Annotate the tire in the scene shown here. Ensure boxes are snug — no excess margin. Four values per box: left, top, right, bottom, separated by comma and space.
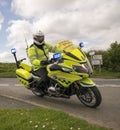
32, 88, 45, 97
76, 86, 102, 108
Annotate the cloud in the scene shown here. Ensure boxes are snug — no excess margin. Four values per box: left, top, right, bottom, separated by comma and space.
0, 12, 4, 30
0, 0, 119, 63
5, 20, 34, 62
0, 0, 8, 7
11, 0, 79, 18
0, 50, 28, 63
0, 52, 13, 62
7, 20, 33, 49
9, 0, 120, 52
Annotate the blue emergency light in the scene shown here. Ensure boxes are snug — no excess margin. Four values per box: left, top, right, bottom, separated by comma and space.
53, 53, 61, 59
11, 48, 16, 54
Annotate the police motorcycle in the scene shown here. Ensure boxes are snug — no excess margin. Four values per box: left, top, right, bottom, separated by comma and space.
11, 41, 102, 108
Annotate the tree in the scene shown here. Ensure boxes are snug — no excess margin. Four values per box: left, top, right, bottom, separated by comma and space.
107, 41, 120, 71
87, 41, 120, 72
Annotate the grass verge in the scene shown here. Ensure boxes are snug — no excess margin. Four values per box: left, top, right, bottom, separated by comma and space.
0, 108, 111, 130
91, 70, 120, 78
0, 63, 120, 78
0, 72, 16, 77
1, 71, 120, 78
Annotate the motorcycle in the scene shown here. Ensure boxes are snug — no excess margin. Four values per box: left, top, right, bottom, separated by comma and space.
11, 41, 102, 108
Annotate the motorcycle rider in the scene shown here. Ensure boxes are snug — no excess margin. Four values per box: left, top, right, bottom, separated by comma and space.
27, 30, 54, 82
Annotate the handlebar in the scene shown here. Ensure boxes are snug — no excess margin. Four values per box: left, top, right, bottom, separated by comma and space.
17, 58, 26, 68
49, 57, 63, 65
19, 58, 26, 62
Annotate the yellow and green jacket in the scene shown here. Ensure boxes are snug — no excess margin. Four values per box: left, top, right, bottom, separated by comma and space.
27, 42, 54, 71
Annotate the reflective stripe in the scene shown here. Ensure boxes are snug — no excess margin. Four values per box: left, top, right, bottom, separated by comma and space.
29, 54, 48, 63
29, 54, 37, 63
30, 54, 48, 59
33, 45, 49, 58
37, 54, 46, 58
29, 55, 36, 58
34, 45, 39, 58
48, 46, 53, 52
28, 43, 53, 71
30, 57, 36, 62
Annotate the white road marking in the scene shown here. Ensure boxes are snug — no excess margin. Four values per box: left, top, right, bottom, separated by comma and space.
14, 84, 24, 87
0, 84, 120, 88
97, 84, 120, 88
0, 84, 9, 86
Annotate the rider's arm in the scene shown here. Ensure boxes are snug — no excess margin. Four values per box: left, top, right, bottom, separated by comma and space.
45, 42, 63, 53
45, 42, 55, 53
53, 46, 63, 53
27, 46, 44, 70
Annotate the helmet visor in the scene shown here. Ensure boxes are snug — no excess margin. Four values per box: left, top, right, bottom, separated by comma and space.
35, 36, 44, 43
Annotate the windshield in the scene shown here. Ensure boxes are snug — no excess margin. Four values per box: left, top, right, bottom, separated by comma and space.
55, 40, 76, 51
55, 40, 87, 63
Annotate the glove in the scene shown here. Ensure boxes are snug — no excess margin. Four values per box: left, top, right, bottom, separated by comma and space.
40, 60, 49, 66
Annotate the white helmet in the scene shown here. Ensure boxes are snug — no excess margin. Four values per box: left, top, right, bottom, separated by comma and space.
33, 30, 44, 45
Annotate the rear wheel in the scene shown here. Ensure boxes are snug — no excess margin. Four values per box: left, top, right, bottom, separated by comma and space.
76, 86, 102, 108
32, 88, 45, 97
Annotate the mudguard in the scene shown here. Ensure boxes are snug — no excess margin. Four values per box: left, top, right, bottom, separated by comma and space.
78, 78, 96, 87
20, 63, 32, 72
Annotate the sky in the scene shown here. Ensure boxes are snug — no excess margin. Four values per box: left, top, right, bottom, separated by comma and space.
0, 0, 120, 62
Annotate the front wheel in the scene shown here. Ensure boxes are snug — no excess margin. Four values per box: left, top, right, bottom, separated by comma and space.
76, 86, 102, 108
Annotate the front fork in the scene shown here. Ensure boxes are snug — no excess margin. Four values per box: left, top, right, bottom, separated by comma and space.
73, 78, 96, 94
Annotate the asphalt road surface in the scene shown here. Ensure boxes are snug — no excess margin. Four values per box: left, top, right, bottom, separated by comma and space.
0, 78, 120, 130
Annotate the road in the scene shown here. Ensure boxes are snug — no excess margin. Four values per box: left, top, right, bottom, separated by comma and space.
0, 78, 120, 130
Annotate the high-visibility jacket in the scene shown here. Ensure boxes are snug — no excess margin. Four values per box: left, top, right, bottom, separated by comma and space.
27, 42, 54, 71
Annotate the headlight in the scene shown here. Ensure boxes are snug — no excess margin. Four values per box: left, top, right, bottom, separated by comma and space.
73, 64, 88, 73
86, 60, 93, 74
62, 67, 72, 73
73, 61, 93, 74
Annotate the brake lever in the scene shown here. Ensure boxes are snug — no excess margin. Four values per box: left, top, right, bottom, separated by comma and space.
20, 58, 26, 62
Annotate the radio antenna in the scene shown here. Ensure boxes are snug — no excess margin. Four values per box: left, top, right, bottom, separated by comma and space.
23, 32, 29, 49
23, 33, 29, 57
